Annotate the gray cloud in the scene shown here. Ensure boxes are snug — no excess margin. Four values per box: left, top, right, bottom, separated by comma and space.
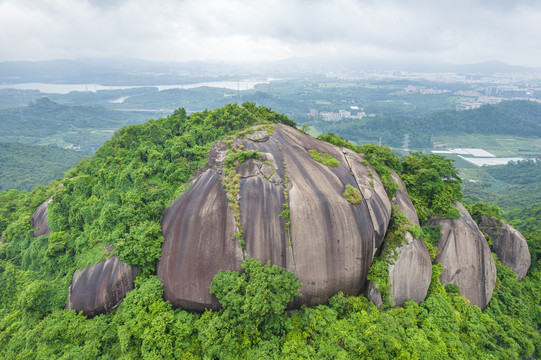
0, 0, 540, 66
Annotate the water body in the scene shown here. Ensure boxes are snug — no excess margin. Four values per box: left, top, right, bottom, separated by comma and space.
0, 80, 270, 94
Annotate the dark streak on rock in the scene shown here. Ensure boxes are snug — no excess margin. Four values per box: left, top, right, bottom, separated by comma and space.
158, 169, 243, 311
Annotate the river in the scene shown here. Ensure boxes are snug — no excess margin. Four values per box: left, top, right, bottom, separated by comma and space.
0, 80, 271, 94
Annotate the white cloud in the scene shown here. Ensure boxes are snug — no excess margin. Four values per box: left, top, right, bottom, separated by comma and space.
0, 0, 540, 66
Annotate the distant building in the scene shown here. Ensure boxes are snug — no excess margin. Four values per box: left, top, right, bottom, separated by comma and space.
486, 86, 538, 99
320, 111, 342, 121
339, 110, 351, 118
456, 102, 483, 111
309, 109, 318, 117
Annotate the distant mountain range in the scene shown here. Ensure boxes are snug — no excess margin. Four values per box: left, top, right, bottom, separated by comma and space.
0, 58, 539, 85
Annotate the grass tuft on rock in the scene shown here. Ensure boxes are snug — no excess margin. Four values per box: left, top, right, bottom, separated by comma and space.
343, 184, 363, 205
309, 149, 340, 167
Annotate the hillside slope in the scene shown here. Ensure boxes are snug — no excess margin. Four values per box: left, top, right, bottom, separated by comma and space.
0, 104, 540, 359
0, 142, 89, 191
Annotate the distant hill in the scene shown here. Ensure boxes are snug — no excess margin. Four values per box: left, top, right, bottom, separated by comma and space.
0, 141, 88, 191
1, 58, 539, 85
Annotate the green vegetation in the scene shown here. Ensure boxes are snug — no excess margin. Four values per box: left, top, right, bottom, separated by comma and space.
203, 258, 301, 358
318, 100, 541, 148
506, 204, 541, 233
466, 202, 503, 225
279, 146, 291, 233
0, 142, 89, 191
316, 132, 461, 223
309, 149, 340, 167
316, 133, 400, 197
367, 210, 405, 308
0, 97, 158, 152
420, 225, 441, 261
400, 153, 462, 223
343, 184, 363, 205
222, 148, 262, 249
462, 160, 541, 221
1, 104, 541, 359
279, 204, 291, 231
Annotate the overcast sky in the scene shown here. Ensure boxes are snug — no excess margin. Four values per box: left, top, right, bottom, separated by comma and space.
1, 0, 540, 66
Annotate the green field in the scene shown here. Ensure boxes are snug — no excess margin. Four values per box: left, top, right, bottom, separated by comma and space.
434, 134, 541, 158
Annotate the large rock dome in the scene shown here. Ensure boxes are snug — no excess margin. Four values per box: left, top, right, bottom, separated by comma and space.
158, 124, 392, 310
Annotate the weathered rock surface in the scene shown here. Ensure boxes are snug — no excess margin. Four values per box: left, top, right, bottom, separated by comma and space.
66, 256, 138, 317
158, 124, 392, 310
158, 169, 243, 311
366, 232, 432, 308
479, 216, 530, 280
390, 170, 420, 227
32, 198, 52, 237
246, 130, 270, 142
366, 282, 383, 308
428, 203, 496, 309
389, 232, 432, 306
343, 148, 392, 250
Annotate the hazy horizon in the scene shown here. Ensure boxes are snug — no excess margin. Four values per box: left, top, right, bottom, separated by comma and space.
1, 0, 540, 68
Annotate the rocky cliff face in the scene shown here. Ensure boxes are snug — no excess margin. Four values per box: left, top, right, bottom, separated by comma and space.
32, 198, 52, 237
429, 203, 496, 309
66, 256, 139, 317
158, 124, 392, 310
478, 216, 531, 280
158, 169, 243, 311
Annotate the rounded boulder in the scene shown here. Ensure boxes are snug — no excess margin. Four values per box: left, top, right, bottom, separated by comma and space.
428, 202, 496, 309
158, 124, 392, 310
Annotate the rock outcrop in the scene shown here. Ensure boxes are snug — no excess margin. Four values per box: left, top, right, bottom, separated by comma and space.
366, 282, 383, 308
390, 170, 420, 227
158, 124, 392, 310
66, 256, 138, 317
366, 232, 432, 308
32, 198, 52, 237
388, 232, 432, 306
479, 216, 530, 280
429, 203, 496, 309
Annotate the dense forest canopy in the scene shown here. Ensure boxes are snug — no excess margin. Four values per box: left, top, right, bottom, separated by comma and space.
464, 160, 541, 209
0, 97, 155, 152
0, 142, 89, 192
1, 104, 541, 358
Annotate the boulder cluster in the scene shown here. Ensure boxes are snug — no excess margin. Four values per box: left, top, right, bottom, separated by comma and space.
29, 124, 532, 315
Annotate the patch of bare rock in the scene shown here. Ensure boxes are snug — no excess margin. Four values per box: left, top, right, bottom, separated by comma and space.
66, 256, 139, 317
478, 216, 530, 280
429, 203, 497, 309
